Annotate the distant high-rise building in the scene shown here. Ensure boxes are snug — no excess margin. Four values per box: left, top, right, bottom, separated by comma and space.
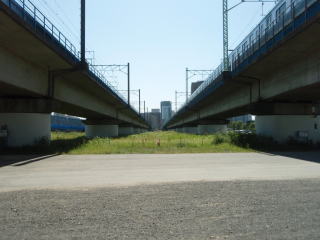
160, 101, 172, 122
149, 109, 161, 130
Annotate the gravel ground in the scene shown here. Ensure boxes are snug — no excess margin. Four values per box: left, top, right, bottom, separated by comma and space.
1, 179, 320, 240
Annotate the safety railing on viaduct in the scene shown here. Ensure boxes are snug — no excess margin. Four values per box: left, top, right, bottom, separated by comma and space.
0, 0, 140, 114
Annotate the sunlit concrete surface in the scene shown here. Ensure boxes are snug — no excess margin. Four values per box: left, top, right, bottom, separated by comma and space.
1, 152, 320, 192
0, 113, 50, 147
256, 115, 320, 143
197, 124, 227, 135
85, 124, 119, 138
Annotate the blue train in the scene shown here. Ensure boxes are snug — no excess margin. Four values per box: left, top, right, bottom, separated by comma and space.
51, 113, 85, 132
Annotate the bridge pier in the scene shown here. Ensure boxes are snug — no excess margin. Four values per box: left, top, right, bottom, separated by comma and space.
84, 119, 119, 138
85, 124, 119, 138
0, 113, 51, 147
134, 128, 142, 134
183, 127, 198, 134
197, 120, 228, 135
119, 126, 134, 136
175, 128, 183, 133
256, 115, 320, 144
197, 124, 227, 135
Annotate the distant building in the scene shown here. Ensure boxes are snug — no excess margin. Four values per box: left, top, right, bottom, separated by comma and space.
149, 109, 161, 130
191, 81, 204, 94
160, 101, 172, 122
229, 115, 253, 123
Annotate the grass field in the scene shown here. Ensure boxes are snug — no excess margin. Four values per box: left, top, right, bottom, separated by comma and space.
3, 131, 253, 155
3, 130, 316, 155
56, 131, 252, 154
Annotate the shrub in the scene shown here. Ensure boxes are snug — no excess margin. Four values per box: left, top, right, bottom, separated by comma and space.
228, 132, 277, 149
212, 134, 230, 145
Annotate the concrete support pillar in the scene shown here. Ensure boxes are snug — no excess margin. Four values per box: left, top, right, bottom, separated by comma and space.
85, 124, 119, 138
176, 128, 184, 133
183, 127, 198, 134
197, 124, 227, 135
256, 115, 320, 143
0, 113, 51, 147
134, 128, 142, 134
119, 126, 134, 136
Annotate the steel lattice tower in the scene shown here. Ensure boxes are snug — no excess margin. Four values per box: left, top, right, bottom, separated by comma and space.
223, 0, 229, 71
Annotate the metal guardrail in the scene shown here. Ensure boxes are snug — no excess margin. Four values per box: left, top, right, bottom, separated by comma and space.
169, 0, 318, 124
1, 0, 141, 113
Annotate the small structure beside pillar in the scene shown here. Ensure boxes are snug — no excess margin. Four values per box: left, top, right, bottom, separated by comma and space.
197, 120, 228, 135
84, 119, 119, 138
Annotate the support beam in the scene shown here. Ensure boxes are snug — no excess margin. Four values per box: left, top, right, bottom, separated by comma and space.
0, 98, 58, 113
250, 102, 320, 115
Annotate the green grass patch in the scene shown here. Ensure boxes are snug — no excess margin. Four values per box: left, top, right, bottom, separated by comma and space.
3, 131, 317, 155
67, 131, 250, 154
2, 131, 251, 155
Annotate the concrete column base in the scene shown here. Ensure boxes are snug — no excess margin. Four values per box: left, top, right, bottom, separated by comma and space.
0, 113, 51, 147
256, 115, 320, 143
119, 127, 134, 136
133, 128, 143, 134
183, 127, 198, 134
85, 124, 118, 138
176, 128, 184, 133
197, 124, 227, 135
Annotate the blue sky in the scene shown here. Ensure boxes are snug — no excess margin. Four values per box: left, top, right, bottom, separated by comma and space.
31, 0, 275, 111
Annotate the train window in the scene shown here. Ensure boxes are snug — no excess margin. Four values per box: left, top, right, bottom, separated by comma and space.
276, 3, 286, 22
232, 54, 236, 68
249, 35, 253, 46
237, 48, 241, 61
255, 29, 260, 42
259, 23, 265, 38
242, 41, 248, 52
266, 14, 272, 29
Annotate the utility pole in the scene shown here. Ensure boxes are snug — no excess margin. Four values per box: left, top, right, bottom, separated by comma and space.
223, 0, 229, 71
175, 91, 178, 112
127, 63, 130, 105
146, 107, 149, 122
138, 89, 141, 115
222, 0, 278, 71
185, 69, 213, 88
186, 68, 189, 101
80, 0, 86, 64
144, 101, 146, 119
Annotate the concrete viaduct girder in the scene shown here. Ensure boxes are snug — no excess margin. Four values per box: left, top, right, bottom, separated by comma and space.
166, 10, 320, 143
0, 2, 148, 146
